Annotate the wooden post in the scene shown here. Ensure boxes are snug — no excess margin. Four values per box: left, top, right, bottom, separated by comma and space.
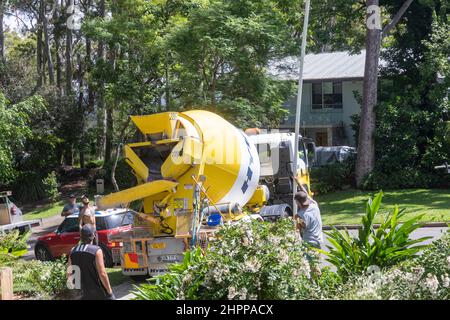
0, 267, 13, 300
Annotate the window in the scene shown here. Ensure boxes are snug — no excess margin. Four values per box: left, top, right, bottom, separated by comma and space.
311, 82, 343, 109
106, 211, 135, 229
58, 218, 79, 233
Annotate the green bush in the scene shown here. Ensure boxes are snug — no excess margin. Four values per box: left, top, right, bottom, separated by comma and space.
12, 256, 68, 298
133, 219, 318, 300
42, 171, 59, 200
133, 247, 206, 300
311, 159, 355, 195
319, 192, 431, 279
0, 230, 30, 255
91, 158, 136, 191
12, 171, 60, 202
327, 232, 450, 300
361, 169, 449, 190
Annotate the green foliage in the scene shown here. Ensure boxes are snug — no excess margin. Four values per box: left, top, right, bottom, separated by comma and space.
165, 0, 297, 127
0, 230, 30, 255
132, 247, 206, 300
42, 171, 60, 201
352, 13, 450, 190
311, 159, 355, 195
319, 192, 431, 279
327, 232, 450, 300
13, 171, 60, 203
133, 219, 317, 300
5, 257, 69, 298
0, 92, 46, 184
93, 158, 136, 190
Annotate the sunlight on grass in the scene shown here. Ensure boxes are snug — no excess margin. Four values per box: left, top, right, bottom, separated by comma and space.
316, 189, 450, 226
22, 201, 65, 221
107, 268, 129, 287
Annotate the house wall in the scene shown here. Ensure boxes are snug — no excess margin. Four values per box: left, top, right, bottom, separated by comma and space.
280, 80, 363, 146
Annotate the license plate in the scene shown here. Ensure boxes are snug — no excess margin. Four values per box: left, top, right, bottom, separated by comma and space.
159, 255, 179, 262
151, 242, 166, 249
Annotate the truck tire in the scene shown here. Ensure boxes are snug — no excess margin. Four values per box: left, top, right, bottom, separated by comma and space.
99, 244, 114, 268
35, 243, 53, 261
130, 274, 150, 282
259, 204, 292, 221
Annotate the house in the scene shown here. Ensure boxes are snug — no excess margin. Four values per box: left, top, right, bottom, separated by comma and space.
270, 51, 368, 147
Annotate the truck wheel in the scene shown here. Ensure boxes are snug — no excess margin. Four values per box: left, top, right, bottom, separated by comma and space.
130, 275, 149, 282
259, 204, 292, 221
99, 245, 114, 268
35, 244, 52, 261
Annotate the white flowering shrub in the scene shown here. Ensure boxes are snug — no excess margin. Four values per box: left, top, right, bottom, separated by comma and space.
328, 232, 450, 300
134, 219, 319, 300
200, 219, 316, 299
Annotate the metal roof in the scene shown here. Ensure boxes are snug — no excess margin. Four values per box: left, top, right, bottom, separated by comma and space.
269, 50, 368, 81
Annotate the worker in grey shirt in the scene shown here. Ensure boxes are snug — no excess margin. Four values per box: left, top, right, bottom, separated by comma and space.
294, 191, 323, 248
61, 194, 81, 217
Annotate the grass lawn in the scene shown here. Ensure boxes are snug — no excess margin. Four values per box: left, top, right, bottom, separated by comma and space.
22, 201, 65, 221
107, 268, 130, 287
316, 188, 450, 226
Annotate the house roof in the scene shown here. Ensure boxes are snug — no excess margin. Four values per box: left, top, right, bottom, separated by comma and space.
269, 50, 369, 81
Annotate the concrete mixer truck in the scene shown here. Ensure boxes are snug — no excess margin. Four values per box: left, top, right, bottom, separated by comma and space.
96, 110, 314, 279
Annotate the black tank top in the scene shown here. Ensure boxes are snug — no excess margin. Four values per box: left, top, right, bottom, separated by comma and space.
70, 243, 108, 300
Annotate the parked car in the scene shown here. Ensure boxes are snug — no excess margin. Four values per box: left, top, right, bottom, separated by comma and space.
34, 208, 135, 267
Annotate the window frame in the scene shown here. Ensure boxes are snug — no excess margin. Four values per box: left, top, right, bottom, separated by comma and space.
311, 81, 343, 110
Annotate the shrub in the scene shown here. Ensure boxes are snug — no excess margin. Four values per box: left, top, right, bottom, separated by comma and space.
0, 230, 30, 255
132, 247, 206, 300
330, 235, 450, 300
12, 171, 59, 202
311, 159, 355, 195
319, 192, 431, 279
42, 171, 59, 200
12, 256, 68, 299
91, 158, 136, 191
133, 219, 318, 300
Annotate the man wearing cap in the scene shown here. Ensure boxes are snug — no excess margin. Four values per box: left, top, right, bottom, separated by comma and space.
79, 195, 98, 245
294, 191, 323, 249
61, 194, 80, 217
67, 224, 115, 300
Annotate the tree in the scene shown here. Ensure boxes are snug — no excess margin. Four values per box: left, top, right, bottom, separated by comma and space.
355, 0, 414, 187
0, 91, 46, 184
0, 0, 5, 62
165, 0, 299, 127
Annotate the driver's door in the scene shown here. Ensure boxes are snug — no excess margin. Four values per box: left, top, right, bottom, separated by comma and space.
52, 218, 80, 257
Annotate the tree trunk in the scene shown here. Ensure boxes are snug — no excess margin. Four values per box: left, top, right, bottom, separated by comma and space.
104, 105, 114, 164
355, 0, 381, 187
65, 0, 73, 94
85, 0, 94, 112
111, 118, 131, 192
355, 0, 414, 187
97, 0, 106, 160
36, 19, 43, 88
41, 0, 55, 84
54, 1, 63, 93
77, 53, 85, 168
64, 143, 74, 166
0, 0, 5, 62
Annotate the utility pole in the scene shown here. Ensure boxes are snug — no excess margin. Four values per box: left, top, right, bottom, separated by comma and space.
292, 0, 311, 217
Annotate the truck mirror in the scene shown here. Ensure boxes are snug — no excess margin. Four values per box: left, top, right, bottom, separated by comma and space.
306, 142, 316, 166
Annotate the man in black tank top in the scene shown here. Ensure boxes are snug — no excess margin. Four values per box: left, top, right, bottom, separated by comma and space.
68, 224, 115, 300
